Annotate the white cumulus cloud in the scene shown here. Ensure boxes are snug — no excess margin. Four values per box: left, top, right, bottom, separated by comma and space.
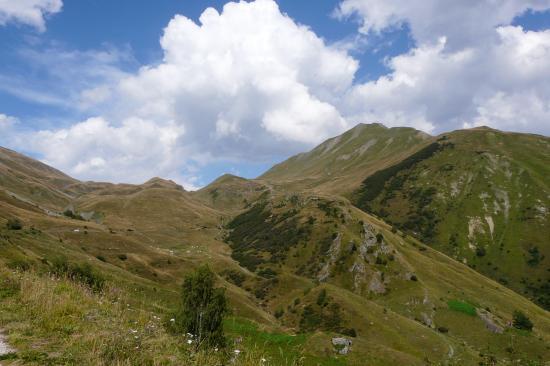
335, 0, 550, 49
338, 0, 550, 135
0, 0, 62, 31
22, 0, 356, 185
4, 0, 550, 187
23, 117, 197, 187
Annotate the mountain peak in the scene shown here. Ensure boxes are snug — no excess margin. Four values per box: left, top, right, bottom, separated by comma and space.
142, 177, 185, 191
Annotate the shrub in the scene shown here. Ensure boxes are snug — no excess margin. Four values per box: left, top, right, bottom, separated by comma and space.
437, 326, 449, 333
410, 275, 418, 281
96, 255, 107, 262
527, 246, 541, 267
376, 233, 384, 243
50, 256, 105, 292
512, 310, 533, 331
274, 308, 284, 319
63, 210, 84, 221
316, 289, 327, 306
117, 254, 128, 261
7, 259, 30, 271
257, 267, 277, 279
476, 247, 486, 257
341, 328, 357, 337
222, 270, 245, 287
6, 218, 22, 230
174, 265, 228, 349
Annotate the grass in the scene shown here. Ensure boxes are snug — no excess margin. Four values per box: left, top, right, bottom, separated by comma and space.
0, 264, 354, 366
2, 132, 550, 365
0, 265, 297, 366
447, 299, 477, 316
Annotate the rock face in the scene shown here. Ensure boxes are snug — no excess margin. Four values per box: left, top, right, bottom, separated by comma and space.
318, 233, 342, 282
477, 309, 504, 334
332, 337, 352, 355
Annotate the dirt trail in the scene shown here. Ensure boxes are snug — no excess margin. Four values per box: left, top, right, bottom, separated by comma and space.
0, 331, 14, 356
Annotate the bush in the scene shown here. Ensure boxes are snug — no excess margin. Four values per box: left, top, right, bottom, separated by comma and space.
7, 259, 30, 271
174, 265, 228, 349
476, 247, 486, 257
117, 254, 128, 261
257, 267, 277, 279
6, 218, 22, 230
96, 255, 107, 262
316, 289, 327, 306
341, 328, 357, 337
50, 256, 105, 292
512, 310, 533, 331
63, 210, 84, 221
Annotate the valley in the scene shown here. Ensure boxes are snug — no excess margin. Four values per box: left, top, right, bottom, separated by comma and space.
0, 124, 549, 365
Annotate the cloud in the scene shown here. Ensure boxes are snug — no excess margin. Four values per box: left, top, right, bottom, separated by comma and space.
0, 113, 17, 129
0, 0, 62, 31
4, 0, 550, 188
0, 114, 18, 145
20, 116, 201, 188
111, 0, 356, 158
0, 45, 133, 110
28, 0, 355, 185
338, 0, 550, 136
335, 0, 550, 49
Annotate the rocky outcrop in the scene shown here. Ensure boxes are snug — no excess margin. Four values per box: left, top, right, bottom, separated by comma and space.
318, 233, 342, 282
368, 271, 386, 294
332, 337, 352, 355
477, 309, 504, 334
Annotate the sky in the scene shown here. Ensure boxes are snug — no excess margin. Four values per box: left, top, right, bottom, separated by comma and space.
0, 0, 549, 189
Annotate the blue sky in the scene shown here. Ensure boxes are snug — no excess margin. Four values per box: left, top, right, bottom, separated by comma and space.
0, 1, 549, 188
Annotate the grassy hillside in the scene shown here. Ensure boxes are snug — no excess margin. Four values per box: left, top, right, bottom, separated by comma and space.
223, 193, 550, 364
353, 127, 550, 309
261, 123, 433, 195
1, 130, 549, 365
192, 174, 271, 213
0, 147, 77, 210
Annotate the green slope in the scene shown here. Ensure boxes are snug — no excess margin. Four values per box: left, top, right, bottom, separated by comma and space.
223, 193, 550, 364
261, 123, 433, 195
1, 129, 549, 365
353, 127, 550, 309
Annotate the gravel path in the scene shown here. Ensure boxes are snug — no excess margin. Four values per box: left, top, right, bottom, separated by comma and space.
0, 331, 14, 356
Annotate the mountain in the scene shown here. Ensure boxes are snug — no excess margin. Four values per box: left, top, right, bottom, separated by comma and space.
261, 123, 433, 195
353, 127, 550, 309
0, 125, 549, 365
0, 146, 77, 210
261, 123, 550, 310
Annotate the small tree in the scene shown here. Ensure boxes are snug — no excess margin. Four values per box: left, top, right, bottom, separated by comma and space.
6, 218, 22, 230
176, 265, 228, 349
512, 310, 533, 331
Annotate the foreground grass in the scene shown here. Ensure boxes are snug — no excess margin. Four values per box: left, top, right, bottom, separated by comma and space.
0, 265, 304, 365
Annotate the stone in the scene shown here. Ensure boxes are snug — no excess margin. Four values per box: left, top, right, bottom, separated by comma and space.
332, 337, 352, 355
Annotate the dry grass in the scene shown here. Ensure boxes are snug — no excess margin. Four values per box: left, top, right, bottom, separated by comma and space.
0, 265, 280, 366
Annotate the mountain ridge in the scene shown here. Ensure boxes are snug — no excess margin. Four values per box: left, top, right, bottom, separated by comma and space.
0, 123, 549, 365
